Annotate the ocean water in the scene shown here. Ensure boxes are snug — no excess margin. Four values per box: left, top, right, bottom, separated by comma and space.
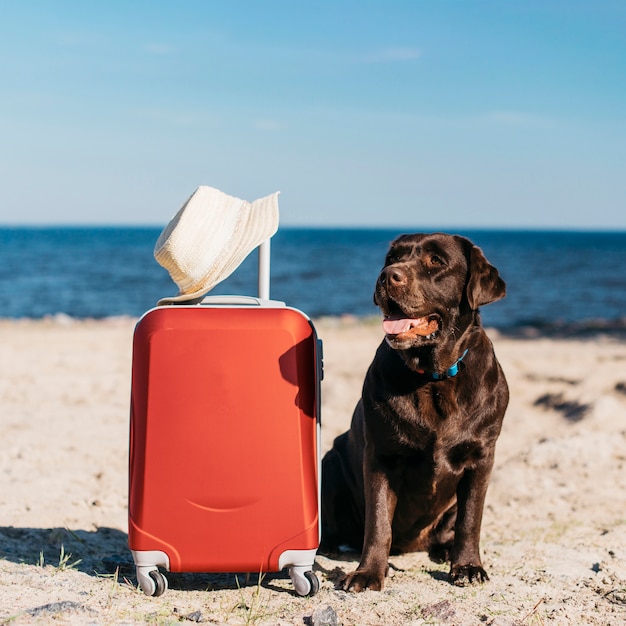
1, 227, 625, 333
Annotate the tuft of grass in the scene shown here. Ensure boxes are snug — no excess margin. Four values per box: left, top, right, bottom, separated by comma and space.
95, 567, 137, 606
63, 526, 84, 543
56, 544, 82, 572
224, 572, 273, 626
35, 544, 81, 571
0, 611, 21, 625
521, 597, 546, 625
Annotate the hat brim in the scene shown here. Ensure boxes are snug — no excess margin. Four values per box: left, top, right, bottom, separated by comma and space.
156, 289, 214, 306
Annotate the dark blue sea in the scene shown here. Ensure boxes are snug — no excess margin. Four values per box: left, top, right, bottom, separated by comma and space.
1, 227, 625, 334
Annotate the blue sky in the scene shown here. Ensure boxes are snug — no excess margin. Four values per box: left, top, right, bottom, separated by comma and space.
1, 1, 624, 229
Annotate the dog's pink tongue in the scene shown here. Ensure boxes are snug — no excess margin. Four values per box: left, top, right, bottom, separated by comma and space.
383, 317, 431, 336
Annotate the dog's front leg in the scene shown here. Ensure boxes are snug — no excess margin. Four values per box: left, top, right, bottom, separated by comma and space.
448, 453, 494, 586
342, 450, 397, 592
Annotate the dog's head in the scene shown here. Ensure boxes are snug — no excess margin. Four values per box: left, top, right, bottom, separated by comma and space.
374, 233, 505, 353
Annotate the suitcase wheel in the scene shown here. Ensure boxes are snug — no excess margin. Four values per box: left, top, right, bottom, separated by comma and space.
290, 567, 320, 596
303, 570, 320, 596
137, 567, 168, 597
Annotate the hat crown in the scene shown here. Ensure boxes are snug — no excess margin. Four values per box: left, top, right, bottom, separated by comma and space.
154, 186, 279, 303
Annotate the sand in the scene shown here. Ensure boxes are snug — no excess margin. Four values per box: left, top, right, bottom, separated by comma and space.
1, 316, 625, 625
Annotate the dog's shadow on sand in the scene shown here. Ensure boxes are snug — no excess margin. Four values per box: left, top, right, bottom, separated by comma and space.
0, 526, 313, 593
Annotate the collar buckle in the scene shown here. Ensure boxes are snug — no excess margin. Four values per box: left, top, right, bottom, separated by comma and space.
429, 349, 469, 381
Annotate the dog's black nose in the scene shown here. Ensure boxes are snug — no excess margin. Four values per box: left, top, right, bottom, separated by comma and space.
380, 265, 408, 288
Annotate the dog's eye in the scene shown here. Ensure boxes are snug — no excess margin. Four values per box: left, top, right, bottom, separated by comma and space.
430, 255, 444, 266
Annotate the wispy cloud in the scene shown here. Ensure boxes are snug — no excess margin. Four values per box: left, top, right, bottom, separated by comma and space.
253, 119, 285, 132
137, 107, 211, 127
361, 46, 422, 63
53, 30, 108, 49
481, 110, 554, 128
143, 43, 175, 56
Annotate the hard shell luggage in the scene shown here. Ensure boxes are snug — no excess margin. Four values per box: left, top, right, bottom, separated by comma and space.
128, 241, 322, 597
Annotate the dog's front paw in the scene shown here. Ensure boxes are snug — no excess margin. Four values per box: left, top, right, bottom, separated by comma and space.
341, 568, 386, 592
448, 564, 489, 586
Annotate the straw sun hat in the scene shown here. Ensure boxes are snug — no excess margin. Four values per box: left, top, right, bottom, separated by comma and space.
154, 186, 279, 305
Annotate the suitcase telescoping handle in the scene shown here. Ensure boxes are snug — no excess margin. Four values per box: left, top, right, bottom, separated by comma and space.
258, 238, 271, 300
196, 238, 273, 307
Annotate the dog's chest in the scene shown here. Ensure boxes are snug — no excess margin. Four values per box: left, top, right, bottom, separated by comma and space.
385, 384, 487, 471
388, 382, 462, 434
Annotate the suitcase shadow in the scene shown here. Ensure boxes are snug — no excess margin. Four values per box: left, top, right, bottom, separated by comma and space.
0, 525, 318, 594
167, 570, 294, 593
0, 525, 132, 579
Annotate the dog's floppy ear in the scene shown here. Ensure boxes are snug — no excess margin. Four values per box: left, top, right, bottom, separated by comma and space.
458, 237, 506, 309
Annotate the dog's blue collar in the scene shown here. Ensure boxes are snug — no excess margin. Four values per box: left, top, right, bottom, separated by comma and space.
419, 349, 469, 380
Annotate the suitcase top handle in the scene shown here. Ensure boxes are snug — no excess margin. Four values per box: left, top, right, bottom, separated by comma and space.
258, 239, 271, 300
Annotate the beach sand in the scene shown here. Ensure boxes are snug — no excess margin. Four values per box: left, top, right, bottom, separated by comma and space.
1, 316, 625, 625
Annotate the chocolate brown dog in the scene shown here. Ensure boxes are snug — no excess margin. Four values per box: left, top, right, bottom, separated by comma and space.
321, 233, 509, 591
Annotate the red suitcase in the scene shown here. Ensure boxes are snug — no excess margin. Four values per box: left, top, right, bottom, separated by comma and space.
128, 241, 322, 597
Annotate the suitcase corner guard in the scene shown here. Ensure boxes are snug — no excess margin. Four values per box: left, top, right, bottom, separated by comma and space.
132, 550, 170, 597
278, 548, 320, 596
